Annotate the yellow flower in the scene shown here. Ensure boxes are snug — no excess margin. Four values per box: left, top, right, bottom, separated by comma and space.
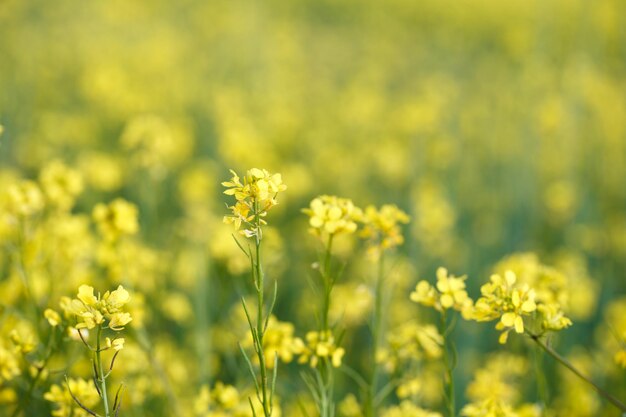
222, 168, 286, 237
62, 285, 133, 331
5, 180, 45, 217
93, 198, 139, 241
295, 330, 345, 368
106, 337, 125, 351
39, 160, 84, 211
44, 378, 99, 417
109, 312, 132, 331
469, 271, 541, 344
44, 309, 62, 327
358, 204, 410, 259
410, 267, 472, 313
302, 195, 361, 238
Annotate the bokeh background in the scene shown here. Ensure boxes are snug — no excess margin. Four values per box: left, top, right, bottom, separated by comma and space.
1, 0, 625, 416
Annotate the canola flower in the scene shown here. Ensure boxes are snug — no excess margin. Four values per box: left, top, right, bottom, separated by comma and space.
44, 378, 100, 417
358, 204, 410, 260
295, 330, 345, 369
303, 195, 361, 239
93, 199, 139, 241
223, 168, 287, 238
470, 271, 538, 344
411, 267, 472, 314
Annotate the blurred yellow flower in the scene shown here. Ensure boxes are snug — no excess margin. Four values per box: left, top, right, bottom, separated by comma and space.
410, 267, 472, 313
302, 195, 361, 238
93, 198, 139, 241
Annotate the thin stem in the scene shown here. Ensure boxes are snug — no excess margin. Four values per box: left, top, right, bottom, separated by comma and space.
532, 344, 549, 407
366, 253, 385, 417
95, 326, 111, 417
441, 310, 455, 417
321, 234, 334, 332
529, 334, 626, 413
253, 200, 271, 417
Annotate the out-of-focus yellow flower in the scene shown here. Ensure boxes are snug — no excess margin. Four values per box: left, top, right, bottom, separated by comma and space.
4, 180, 45, 217
39, 160, 84, 211
0, 345, 20, 383
338, 394, 363, 417
302, 195, 361, 238
44, 378, 100, 417
78, 152, 124, 191
537, 303, 573, 331
295, 330, 345, 368
358, 204, 410, 259
462, 353, 539, 417
105, 337, 125, 351
381, 401, 442, 417
410, 267, 472, 313
93, 198, 139, 241
222, 168, 286, 238
44, 308, 62, 327
194, 382, 243, 416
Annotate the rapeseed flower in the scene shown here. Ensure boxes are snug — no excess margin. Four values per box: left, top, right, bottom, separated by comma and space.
93, 198, 139, 241
222, 168, 286, 237
410, 267, 472, 313
44, 378, 100, 417
295, 330, 345, 368
302, 195, 361, 238
470, 271, 537, 344
358, 204, 410, 259
63, 284, 132, 331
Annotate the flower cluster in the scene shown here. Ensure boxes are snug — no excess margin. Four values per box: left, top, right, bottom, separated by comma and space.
470, 271, 538, 344
93, 198, 139, 241
381, 401, 442, 417
377, 323, 443, 373
302, 195, 361, 238
358, 204, 410, 259
62, 285, 132, 333
410, 267, 472, 314
44, 378, 100, 417
39, 160, 84, 211
461, 353, 540, 417
222, 168, 287, 237
295, 330, 345, 368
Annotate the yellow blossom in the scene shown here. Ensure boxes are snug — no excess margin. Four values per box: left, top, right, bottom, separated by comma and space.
302, 195, 361, 238
44, 378, 99, 417
295, 330, 345, 368
222, 168, 286, 237
44, 309, 62, 327
410, 267, 472, 313
358, 204, 410, 259
93, 198, 139, 241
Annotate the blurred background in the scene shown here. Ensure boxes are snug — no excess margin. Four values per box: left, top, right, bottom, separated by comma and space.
1, 0, 625, 416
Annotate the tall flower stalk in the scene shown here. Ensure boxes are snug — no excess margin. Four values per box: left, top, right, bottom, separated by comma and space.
301, 195, 360, 417
357, 204, 409, 417
223, 168, 287, 417
410, 267, 473, 417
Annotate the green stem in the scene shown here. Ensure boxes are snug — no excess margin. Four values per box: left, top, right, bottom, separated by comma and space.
96, 326, 111, 417
366, 253, 385, 417
441, 310, 455, 417
529, 334, 626, 413
253, 201, 271, 417
533, 344, 549, 407
321, 234, 334, 332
